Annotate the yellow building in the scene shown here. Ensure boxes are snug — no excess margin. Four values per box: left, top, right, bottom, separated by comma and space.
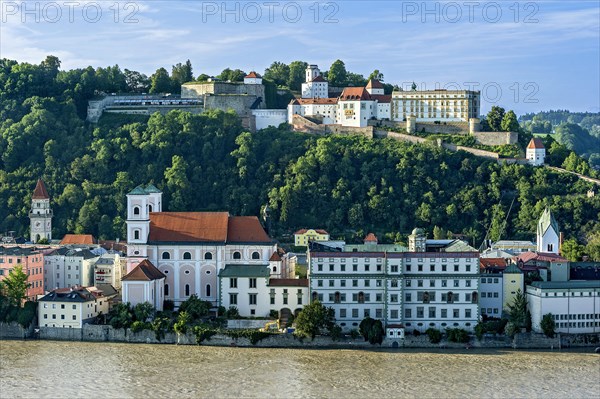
294, 229, 330, 247
502, 263, 524, 312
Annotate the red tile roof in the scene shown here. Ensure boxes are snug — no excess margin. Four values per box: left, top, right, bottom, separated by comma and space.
60, 234, 97, 245
364, 233, 378, 242
32, 179, 49, 199
527, 138, 545, 149
268, 278, 308, 287
245, 71, 261, 78
294, 229, 329, 235
371, 94, 392, 103
149, 212, 229, 242
312, 75, 326, 82
294, 98, 338, 105
227, 216, 272, 243
122, 259, 165, 281
480, 258, 508, 268
269, 252, 282, 261
366, 79, 384, 89
339, 87, 372, 101
517, 251, 567, 263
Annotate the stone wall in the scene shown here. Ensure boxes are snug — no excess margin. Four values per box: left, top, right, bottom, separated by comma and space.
441, 142, 500, 160
182, 82, 265, 99
291, 115, 373, 137
512, 332, 560, 349
0, 322, 31, 339
416, 122, 469, 134
474, 131, 519, 146
374, 130, 429, 145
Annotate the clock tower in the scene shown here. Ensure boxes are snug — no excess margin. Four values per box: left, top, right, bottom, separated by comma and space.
29, 179, 52, 243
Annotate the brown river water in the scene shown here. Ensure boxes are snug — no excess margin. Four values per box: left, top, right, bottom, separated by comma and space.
1, 340, 599, 398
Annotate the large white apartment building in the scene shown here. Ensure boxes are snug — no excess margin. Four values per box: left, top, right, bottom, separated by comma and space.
391, 89, 480, 122
43, 247, 100, 291
308, 230, 480, 332
527, 281, 600, 334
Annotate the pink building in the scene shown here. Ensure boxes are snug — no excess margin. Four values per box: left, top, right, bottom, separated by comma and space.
0, 246, 45, 301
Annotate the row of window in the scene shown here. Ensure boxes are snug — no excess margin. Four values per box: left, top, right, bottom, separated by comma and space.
159, 251, 262, 260
481, 277, 500, 284
551, 313, 600, 321
164, 283, 211, 297
405, 307, 473, 319
230, 278, 257, 289
0, 257, 42, 263
480, 292, 500, 298
556, 322, 600, 328
43, 314, 77, 320
405, 263, 472, 273
314, 278, 476, 289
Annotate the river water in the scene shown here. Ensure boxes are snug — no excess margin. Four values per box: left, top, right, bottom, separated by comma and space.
1, 340, 599, 398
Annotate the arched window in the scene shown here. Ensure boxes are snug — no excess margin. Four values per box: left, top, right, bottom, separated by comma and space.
183, 252, 192, 260
162, 252, 170, 260
233, 251, 241, 260
204, 252, 213, 260
164, 284, 169, 296
148, 204, 153, 213
251, 251, 260, 260
272, 266, 277, 273
133, 206, 140, 215
206, 284, 211, 297
312, 291, 318, 301
185, 284, 190, 296
134, 230, 140, 240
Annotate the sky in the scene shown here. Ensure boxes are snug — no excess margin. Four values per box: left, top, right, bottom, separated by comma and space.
1, 0, 599, 115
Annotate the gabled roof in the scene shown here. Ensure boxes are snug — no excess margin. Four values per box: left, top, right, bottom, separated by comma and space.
39, 288, 97, 303
312, 75, 326, 82
480, 258, 508, 268
32, 179, 50, 199
60, 234, 97, 245
503, 263, 522, 274
527, 138, 545, 149
122, 259, 165, 281
269, 252, 282, 261
294, 98, 338, 105
366, 79, 384, 89
537, 207, 559, 237
227, 216, 272, 243
364, 233, 378, 243
370, 94, 392, 103
294, 229, 329, 235
245, 71, 261, 78
517, 251, 568, 263
149, 212, 229, 243
339, 87, 372, 101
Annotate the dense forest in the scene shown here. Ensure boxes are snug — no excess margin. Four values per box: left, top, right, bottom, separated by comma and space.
1, 57, 599, 260
519, 110, 600, 167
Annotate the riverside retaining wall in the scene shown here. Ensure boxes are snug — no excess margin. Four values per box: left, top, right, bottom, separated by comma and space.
0, 322, 32, 339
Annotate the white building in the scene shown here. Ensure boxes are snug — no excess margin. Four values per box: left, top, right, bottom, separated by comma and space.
29, 179, 52, 243
43, 248, 99, 291
122, 259, 166, 311
308, 228, 480, 332
537, 207, 560, 254
479, 258, 506, 318
125, 184, 277, 307
252, 109, 288, 131
243, 71, 262, 85
526, 281, 600, 334
38, 287, 109, 328
391, 89, 480, 122
93, 253, 122, 289
526, 138, 546, 166
301, 65, 329, 99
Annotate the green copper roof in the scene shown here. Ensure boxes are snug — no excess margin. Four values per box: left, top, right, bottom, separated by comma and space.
145, 184, 161, 193
128, 185, 148, 195
443, 240, 478, 253
537, 207, 559, 237
504, 263, 522, 274
219, 265, 270, 278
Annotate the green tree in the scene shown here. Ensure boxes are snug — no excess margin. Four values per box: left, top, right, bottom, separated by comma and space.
540, 313, 556, 338
133, 302, 155, 322
174, 310, 191, 339
487, 106, 506, 132
124, 69, 150, 93
294, 300, 335, 339
367, 69, 384, 82
560, 238, 585, 261
149, 67, 172, 93
585, 231, 600, 261
507, 289, 528, 329
0, 266, 29, 306
328, 60, 347, 86
171, 60, 194, 86
178, 294, 211, 320
500, 110, 519, 132
287, 61, 308, 91
263, 62, 290, 87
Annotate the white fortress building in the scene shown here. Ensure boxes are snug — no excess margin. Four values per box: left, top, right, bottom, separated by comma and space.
526, 137, 546, 166
289, 64, 478, 129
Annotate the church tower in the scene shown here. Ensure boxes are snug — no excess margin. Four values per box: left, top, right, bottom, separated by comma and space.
126, 184, 162, 272
29, 179, 52, 243
537, 207, 560, 254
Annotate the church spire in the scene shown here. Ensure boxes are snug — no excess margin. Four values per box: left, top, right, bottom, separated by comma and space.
32, 179, 50, 199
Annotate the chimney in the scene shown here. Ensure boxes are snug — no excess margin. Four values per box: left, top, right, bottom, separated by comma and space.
559, 232, 564, 253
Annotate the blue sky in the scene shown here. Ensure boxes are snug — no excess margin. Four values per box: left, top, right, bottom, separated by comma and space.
1, 0, 599, 115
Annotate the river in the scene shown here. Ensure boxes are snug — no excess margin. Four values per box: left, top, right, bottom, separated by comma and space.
1, 340, 599, 398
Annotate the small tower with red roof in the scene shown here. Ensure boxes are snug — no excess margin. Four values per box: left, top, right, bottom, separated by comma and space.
526, 138, 545, 166
29, 179, 52, 243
